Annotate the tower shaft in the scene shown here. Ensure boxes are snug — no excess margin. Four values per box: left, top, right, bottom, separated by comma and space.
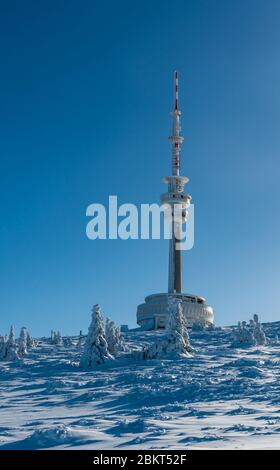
168, 224, 182, 293
161, 71, 191, 294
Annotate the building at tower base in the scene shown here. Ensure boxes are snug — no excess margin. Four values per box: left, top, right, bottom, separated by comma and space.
137, 293, 214, 330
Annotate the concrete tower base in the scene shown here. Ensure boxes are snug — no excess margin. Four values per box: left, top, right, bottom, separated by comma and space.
136, 293, 214, 330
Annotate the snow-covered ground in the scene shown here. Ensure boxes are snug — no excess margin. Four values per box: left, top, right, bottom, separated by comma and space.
1, 323, 280, 450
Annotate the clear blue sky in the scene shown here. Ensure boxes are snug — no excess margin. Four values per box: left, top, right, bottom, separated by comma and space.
0, 0, 280, 336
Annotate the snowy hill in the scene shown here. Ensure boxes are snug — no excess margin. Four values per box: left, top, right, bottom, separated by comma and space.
1, 323, 280, 450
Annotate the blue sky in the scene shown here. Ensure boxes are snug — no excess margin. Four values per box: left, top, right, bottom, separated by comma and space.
0, 0, 280, 336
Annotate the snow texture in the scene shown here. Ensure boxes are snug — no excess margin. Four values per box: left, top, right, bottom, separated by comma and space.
1, 321, 280, 449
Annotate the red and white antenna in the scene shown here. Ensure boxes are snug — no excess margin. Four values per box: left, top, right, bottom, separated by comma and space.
169, 70, 184, 175
174, 70, 179, 112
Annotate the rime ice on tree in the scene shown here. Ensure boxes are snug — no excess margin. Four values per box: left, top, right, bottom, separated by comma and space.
143, 297, 192, 359
167, 296, 192, 353
26, 330, 37, 349
161, 296, 192, 357
80, 304, 113, 368
51, 330, 63, 346
232, 321, 255, 346
56, 331, 62, 345
1, 326, 19, 361
251, 315, 267, 346
18, 327, 28, 357
0, 335, 6, 360
233, 315, 267, 347
105, 318, 126, 356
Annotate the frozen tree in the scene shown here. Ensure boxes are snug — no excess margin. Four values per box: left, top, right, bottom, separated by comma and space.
51, 330, 63, 346
115, 326, 126, 351
254, 323, 267, 346
233, 321, 255, 346
2, 326, 19, 361
0, 335, 6, 360
143, 297, 192, 359
18, 327, 28, 357
252, 315, 267, 346
80, 304, 113, 368
105, 318, 116, 355
105, 318, 126, 356
56, 331, 63, 345
233, 321, 242, 343
232, 315, 266, 347
26, 330, 37, 349
143, 339, 164, 360
243, 321, 254, 344
165, 296, 192, 356
50, 330, 55, 343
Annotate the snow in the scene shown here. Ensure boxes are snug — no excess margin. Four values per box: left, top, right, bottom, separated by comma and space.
0, 322, 280, 449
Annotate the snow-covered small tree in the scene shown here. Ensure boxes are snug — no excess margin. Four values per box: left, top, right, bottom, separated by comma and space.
143, 339, 164, 360
236, 321, 255, 346
0, 335, 6, 360
50, 330, 55, 343
51, 330, 63, 346
115, 326, 126, 351
56, 331, 63, 346
80, 304, 113, 368
143, 297, 192, 360
252, 315, 267, 346
18, 327, 28, 357
3, 326, 19, 361
165, 296, 192, 356
232, 316, 267, 347
105, 318, 126, 356
105, 318, 116, 355
254, 323, 267, 346
26, 330, 37, 349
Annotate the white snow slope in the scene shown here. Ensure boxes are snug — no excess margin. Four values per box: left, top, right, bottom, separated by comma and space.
1, 323, 280, 450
